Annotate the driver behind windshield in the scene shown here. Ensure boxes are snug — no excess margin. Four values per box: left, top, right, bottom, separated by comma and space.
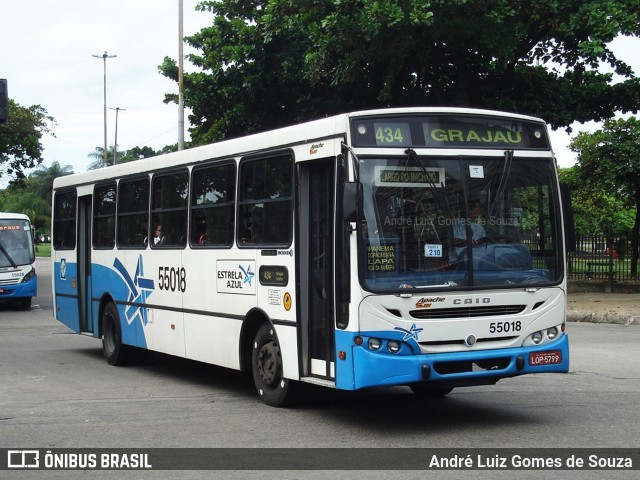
451, 201, 485, 261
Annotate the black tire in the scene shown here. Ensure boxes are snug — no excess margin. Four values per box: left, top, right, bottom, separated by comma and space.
101, 302, 131, 366
251, 323, 295, 407
409, 383, 454, 398
17, 297, 32, 310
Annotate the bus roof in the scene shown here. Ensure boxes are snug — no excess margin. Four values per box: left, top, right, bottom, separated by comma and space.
0, 212, 31, 221
53, 107, 547, 190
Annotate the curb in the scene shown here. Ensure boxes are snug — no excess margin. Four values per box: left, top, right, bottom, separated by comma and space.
567, 311, 640, 326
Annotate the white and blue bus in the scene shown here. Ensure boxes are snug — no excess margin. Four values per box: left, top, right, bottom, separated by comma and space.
52, 107, 570, 406
0, 212, 37, 309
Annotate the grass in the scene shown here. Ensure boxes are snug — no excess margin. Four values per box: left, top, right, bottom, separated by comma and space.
35, 243, 51, 257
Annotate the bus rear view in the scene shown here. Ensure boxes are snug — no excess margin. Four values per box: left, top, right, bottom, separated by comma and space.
0, 213, 37, 309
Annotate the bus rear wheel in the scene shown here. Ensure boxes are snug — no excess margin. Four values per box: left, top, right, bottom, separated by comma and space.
251, 323, 294, 407
101, 302, 131, 366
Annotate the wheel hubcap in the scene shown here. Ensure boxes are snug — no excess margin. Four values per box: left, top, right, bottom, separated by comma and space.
257, 341, 280, 387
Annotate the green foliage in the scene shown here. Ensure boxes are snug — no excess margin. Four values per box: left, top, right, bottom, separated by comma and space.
568, 117, 640, 275
120, 146, 158, 163
0, 99, 56, 180
87, 145, 172, 168
29, 161, 74, 204
559, 165, 635, 236
87, 146, 127, 169
0, 162, 74, 234
35, 242, 51, 257
161, 0, 640, 144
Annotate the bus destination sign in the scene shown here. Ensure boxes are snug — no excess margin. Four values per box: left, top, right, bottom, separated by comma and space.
353, 115, 549, 149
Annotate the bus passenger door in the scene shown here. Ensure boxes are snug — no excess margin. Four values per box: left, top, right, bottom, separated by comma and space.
77, 195, 94, 333
297, 158, 336, 381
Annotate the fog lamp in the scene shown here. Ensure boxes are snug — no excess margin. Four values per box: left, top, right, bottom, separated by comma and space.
387, 341, 400, 353
368, 338, 382, 351
531, 331, 543, 345
547, 327, 558, 340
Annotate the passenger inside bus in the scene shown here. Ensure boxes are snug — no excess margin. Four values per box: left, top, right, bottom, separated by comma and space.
153, 224, 164, 245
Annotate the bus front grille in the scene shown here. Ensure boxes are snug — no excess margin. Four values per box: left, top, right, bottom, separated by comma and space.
410, 305, 526, 319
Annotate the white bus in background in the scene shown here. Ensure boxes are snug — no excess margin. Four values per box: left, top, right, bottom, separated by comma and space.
51, 107, 570, 406
0, 212, 37, 309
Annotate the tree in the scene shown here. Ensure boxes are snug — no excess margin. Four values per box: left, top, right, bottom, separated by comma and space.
160, 0, 640, 144
29, 161, 74, 205
0, 162, 73, 235
119, 146, 158, 163
558, 165, 635, 237
0, 99, 56, 180
570, 117, 640, 276
87, 146, 126, 170
0, 188, 50, 234
87, 145, 166, 168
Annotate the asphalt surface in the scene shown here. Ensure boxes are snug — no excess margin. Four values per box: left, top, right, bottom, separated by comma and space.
567, 292, 640, 325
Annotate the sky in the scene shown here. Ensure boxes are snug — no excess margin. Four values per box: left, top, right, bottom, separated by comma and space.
1, 1, 639, 180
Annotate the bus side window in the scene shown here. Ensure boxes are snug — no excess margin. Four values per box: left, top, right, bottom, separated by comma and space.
117, 178, 149, 249
53, 190, 77, 250
191, 163, 236, 248
238, 154, 293, 247
151, 170, 188, 248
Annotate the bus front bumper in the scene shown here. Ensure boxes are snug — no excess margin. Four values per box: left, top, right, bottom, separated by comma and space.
335, 332, 569, 391
0, 277, 37, 303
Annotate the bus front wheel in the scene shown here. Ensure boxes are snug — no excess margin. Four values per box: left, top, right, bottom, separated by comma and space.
409, 383, 453, 398
251, 323, 294, 407
101, 302, 131, 366
17, 297, 32, 310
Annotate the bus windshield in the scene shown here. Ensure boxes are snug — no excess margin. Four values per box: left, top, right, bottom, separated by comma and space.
0, 219, 35, 267
358, 153, 563, 292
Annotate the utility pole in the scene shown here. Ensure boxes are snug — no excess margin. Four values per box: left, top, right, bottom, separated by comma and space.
178, 0, 185, 150
92, 51, 117, 167
110, 107, 126, 165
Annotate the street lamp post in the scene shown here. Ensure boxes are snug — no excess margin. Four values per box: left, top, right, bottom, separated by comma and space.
92, 51, 117, 167
109, 107, 125, 165
178, 0, 185, 150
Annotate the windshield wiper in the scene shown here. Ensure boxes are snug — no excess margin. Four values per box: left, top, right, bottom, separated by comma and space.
488, 150, 514, 218
405, 148, 453, 219
0, 244, 18, 268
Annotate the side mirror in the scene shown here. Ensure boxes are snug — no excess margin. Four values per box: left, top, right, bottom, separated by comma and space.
343, 181, 362, 223
559, 183, 575, 252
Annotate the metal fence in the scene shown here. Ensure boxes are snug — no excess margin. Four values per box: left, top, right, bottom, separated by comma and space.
567, 234, 638, 282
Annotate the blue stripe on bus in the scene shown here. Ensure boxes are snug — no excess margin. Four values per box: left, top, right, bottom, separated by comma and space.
55, 260, 150, 349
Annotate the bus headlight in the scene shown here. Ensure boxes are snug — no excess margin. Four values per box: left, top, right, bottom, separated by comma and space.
387, 341, 401, 353
368, 338, 382, 351
21, 267, 36, 283
547, 327, 558, 340
531, 331, 543, 345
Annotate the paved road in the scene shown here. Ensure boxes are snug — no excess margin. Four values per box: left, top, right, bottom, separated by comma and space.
1, 259, 638, 479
